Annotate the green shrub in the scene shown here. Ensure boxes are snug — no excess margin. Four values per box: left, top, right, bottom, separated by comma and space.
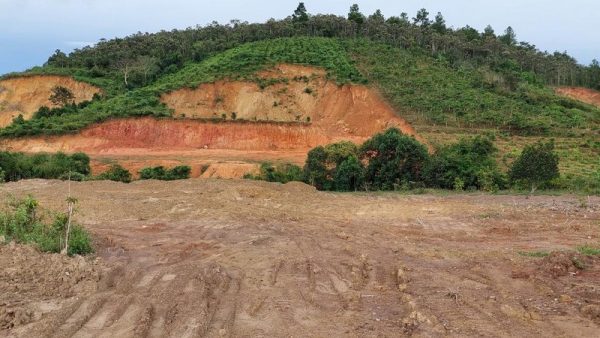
0, 196, 93, 255
303, 141, 360, 190
138, 165, 191, 180
0, 151, 91, 182
247, 162, 303, 184
509, 140, 559, 193
334, 155, 364, 191
360, 128, 429, 190
96, 164, 132, 183
423, 136, 505, 190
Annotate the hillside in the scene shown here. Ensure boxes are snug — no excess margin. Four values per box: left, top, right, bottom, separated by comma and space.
0, 7, 598, 189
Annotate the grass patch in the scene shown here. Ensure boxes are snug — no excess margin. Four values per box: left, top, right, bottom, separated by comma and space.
577, 245, 600, 256
0, 196, 93, 255
518, 250, 550, 258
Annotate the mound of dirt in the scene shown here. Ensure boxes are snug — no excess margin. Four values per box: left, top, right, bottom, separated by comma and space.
538, 251, 594, 278
0, 242, 104, 329
555, 87, 600, 108
0, 75, 101, 127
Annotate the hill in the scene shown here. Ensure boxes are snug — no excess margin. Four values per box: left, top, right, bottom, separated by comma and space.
0, 5, 598, 190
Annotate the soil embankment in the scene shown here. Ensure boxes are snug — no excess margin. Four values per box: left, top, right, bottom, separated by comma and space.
555, 87, 600, 108
0, 75, 101, 127
0, 65, 420, 177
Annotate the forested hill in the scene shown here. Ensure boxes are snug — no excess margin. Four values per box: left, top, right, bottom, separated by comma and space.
11, 4, 600, 91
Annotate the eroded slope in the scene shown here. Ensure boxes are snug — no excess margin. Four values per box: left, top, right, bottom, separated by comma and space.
556, 87, 600, 108
0, 75, 101, 127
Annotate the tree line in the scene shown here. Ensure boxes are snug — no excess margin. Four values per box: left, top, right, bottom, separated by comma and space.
252, 128, 563, 194
41, 3, 600, 90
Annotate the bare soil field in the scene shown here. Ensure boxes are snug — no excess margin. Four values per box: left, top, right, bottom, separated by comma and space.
1, 179, 599, 337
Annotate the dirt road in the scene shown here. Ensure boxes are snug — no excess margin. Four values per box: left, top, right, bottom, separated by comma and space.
1, 179, 599, 337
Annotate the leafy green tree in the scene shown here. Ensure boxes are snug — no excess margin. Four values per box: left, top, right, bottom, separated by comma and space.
49, 86, 75, 107
334, 155, 364, 191
292, 2, 309, 23
368, 9, 385, 23
360, 128, 429, 190
431, 12, 447, 33
303, 146, 329, 189
348, 4, 365, 26
499, 26, 517, 45
413, 8, 431, 27
303, 141, 360, 190
482, 25, 496, 38
509, 140, 559, 193
423, 136, 505, 191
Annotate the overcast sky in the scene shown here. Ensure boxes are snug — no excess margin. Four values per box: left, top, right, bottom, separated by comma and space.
1, 0, 598, 75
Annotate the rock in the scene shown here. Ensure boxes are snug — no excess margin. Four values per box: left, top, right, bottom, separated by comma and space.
559, 294, 572, 303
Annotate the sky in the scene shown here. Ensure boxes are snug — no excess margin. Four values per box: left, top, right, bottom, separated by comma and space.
1, 0, 598, 75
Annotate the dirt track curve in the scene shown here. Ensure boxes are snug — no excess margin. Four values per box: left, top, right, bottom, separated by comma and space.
1, 179, 599, 337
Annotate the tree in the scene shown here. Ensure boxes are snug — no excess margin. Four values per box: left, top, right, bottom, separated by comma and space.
509, 140, 559, 193
482, 25, 496, 38
423, 136, 505, 191
292, 2, 309, 23
413, 8, 431, 27
431, 12, 447, 34
49, 86, 74, 107
368, 9, 385, 23
348, 4, 365, 26
360, 128, 429, 190
499, 26, 517, 45
334, 155, 364, 191
46, 49, 68, 68
303, 141, 360, 191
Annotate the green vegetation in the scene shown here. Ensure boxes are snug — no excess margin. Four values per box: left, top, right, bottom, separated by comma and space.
139, 165, 191, 180
0, 196, 93, 255
95, 164, 132, 183
346, 39, 599, 134
244, 162, 304, 184
517, 250, 550, 258
300, 128, 561, 193
0, 151, 90, 182
509, 140, 560, 193
360, 128, 429, 190
423, 136, 506, 191
577, 244, 600, 256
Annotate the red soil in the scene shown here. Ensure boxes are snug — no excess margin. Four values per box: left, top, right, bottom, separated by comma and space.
0, 65, 420, 178
0, 75, 101, 127
555, 87, 600, 107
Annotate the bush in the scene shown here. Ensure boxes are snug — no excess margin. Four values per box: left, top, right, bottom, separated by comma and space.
96, 164, 132, 183
423, 136, 505, 191
334, 155, 364, 191
360, 128, 429, 190
0, 151, 91, 182
138, 165, 191, 180
509, 140, 559, 193
0, 196, 93, 255
303, 141, 360, 190
247, 162, 303, 183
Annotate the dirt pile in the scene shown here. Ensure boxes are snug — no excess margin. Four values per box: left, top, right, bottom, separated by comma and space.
555, 87, 600, 108
0, 75, 101, 127
0, 242, 104, 330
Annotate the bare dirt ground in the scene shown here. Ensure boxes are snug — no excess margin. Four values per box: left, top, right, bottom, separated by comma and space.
0, 179, 599, 337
